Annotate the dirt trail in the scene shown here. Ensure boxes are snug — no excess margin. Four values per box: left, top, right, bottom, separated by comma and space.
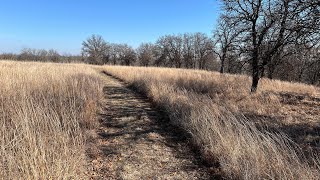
86, 73, 213, 179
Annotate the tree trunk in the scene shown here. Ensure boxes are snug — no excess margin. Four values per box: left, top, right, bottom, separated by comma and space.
267, 71, 273, 79
220, 53, 226, 73
267, 63, 274, 79
251, 56, 260, 93
260, 65, 265, 78
251, 23, 260, 93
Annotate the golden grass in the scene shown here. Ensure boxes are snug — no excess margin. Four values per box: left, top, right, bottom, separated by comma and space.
103, 65, 320, 179
0, 61, 104, 179
1, 60, 319, 179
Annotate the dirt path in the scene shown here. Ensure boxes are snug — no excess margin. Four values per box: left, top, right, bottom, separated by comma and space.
86, 74, 213, 179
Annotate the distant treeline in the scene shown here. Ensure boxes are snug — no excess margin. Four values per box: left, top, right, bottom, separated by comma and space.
1, 30, 319, 88
0, 48, 82, 63
81, 33, 217, 70
80, 32, 319, 87
79, 1, 320, 89
1, 0, 319, 89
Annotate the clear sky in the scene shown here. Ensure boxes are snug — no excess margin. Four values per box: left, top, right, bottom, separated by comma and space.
0, 0, 221, 55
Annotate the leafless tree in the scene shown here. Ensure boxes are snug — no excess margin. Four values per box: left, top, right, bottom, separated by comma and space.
0, 53, 16, 60
152, 44, 167, 67
221, 0, 320, 92
81, 34, 109, 65
213, 16, 242, 73
182, 33, 195, 68
47, 49, 60, 62
116, 44, 137, 66
193, 33, 214, 69
156, 35, 184, 68
151, 33, 215, 69
108, 43, 119, 65
137, 43, 155, 66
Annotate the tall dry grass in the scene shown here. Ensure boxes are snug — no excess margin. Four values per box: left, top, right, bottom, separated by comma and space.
0, 61, 104, 179
103, 65, 320, 179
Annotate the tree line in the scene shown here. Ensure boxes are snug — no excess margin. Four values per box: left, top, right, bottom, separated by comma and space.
1, 0, 319, 90
81, 33, 217, 70
81, 0, 319, 91
0, 48, 82, 63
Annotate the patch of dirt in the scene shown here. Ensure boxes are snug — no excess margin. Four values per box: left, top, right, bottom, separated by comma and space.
86, 74, 215, 179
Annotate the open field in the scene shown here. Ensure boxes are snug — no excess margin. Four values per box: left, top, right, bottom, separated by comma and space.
1, 0, 318, 179
0, 61, 104, 179
1, 60, 320, 179
103, 65, 320, 179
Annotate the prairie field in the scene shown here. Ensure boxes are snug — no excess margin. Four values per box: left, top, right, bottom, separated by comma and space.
1, 60, 320, 179
0, 61, 104, 179
1, 0, 319, 179
103, 65, 320, 179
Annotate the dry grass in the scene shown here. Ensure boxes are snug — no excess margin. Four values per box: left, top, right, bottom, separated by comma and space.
0, 61, 104, 179
103, 65, 320, 179
2, 60, 319, 179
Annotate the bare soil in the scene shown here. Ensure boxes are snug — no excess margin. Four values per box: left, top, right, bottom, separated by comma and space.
85, 74, 215, 179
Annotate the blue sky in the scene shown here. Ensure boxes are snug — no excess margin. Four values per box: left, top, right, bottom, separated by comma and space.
0, 0, 221, 55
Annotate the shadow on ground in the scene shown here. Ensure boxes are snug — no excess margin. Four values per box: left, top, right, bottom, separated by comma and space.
244, 92, 320, 158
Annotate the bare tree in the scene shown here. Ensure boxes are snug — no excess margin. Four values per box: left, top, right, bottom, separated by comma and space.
108, 43, 119, 65
154, 37, 170, 67
156, 35, 184, 68
221, 0, 320, 92
116, 44, 137, 66
81, 34, 109, 65
193, 33, 214, 69
152, 33, 215, 69
182, 33, 195, 68
137, 43, 155, 66
223, 0, 273, 92
0, 53, 16, 60
213, 16, 242, 73
152, 44, 167, 67
48, 49, 60, 62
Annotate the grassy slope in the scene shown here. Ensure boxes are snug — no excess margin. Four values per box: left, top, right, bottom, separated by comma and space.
103, 65, 320, 179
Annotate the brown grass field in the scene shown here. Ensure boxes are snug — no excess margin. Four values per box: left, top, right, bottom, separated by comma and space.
1, 60, 320, 179
103, 65, 320, 179
0, 61, 105, 179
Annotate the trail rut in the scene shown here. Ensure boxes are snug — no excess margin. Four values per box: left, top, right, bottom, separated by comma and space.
86, 73, 213, 179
